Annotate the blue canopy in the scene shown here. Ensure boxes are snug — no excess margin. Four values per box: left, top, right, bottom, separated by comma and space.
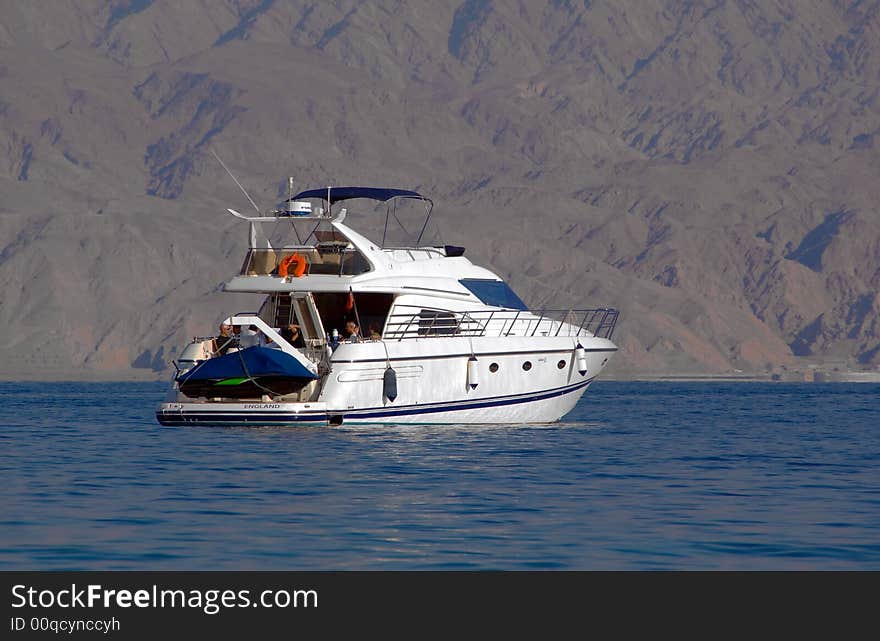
287, 187, 431, 205
176, 346, 318, 384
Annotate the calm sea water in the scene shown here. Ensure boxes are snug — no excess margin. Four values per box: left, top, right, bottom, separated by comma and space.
0, 381, 877, 570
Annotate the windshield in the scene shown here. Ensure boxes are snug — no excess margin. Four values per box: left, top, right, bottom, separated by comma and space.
459, 279, 528, 310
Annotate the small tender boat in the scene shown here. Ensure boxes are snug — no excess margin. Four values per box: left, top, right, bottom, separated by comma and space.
176, 345, 319, 399
156, 186, 619, 426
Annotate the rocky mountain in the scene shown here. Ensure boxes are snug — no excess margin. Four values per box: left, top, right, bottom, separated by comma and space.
1, 0, 878, 379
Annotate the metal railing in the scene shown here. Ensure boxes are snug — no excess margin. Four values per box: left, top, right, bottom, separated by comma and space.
381, 247, 447, 260
382, 307, 619, 341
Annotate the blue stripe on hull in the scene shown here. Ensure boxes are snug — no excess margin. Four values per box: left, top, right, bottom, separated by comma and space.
156, 414, 327, 425
156, 377, 594, 426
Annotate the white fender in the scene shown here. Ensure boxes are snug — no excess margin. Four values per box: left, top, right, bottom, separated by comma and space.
467, 356, 479, 390
575, 344, 588, 376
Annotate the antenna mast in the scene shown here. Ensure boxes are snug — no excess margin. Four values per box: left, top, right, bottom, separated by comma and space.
210, 149, 262, 215
288, 176, 294, 212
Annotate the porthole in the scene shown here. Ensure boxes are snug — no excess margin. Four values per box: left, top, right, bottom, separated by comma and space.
522, 361, 532, 371
557, 360, 566, 369
489, 363, 499, 373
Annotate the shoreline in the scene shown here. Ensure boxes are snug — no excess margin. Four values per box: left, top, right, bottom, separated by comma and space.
604, 373, 880, 383
2, 373, 878, 384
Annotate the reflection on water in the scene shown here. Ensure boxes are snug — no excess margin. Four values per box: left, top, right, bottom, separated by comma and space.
0, 381, 878, 569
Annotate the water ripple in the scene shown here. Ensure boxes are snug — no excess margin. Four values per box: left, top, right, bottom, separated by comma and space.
0, 381, 878, 569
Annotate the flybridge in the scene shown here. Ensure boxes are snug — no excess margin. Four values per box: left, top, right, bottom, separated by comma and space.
277, 185, 435, 248
227, 184, 451, 279
228, 185, 436, 246
227, 186, 431, 221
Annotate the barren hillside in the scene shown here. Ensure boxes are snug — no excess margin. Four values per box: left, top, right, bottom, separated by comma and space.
1, 0, 879, 379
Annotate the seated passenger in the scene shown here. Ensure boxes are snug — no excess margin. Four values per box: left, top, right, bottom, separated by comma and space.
368, 323, 381, 341
279, 325, 305, 348
283, 324, 306, 348
344, 319, 361, 343
213, 322, 235, 356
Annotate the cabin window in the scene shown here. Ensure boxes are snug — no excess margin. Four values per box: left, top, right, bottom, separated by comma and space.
459, 279, 528, 310
417, 310, 457, 336
312, 292, 394, 339
356, 293, 395, 338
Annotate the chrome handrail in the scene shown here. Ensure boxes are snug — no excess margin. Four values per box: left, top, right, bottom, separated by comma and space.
383, 307, 619, 341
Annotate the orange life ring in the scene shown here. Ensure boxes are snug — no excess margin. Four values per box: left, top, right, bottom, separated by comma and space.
278, 253, 307, 278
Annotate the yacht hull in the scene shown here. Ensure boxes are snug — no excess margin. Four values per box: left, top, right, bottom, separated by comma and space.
156, 336, 615, 426
156, 377, 593, 426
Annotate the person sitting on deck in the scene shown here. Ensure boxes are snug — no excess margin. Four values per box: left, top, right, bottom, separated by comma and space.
344, 319, 361, 343
368, 323, 381, 341
285, 324, 306, 348
213, 322, 235, 356
278, 324, 306, 349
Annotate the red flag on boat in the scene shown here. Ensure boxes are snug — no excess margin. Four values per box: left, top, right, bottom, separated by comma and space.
345, 289, 355, 313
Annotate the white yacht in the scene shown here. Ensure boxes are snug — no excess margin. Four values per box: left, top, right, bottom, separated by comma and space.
155, 186, 618, 426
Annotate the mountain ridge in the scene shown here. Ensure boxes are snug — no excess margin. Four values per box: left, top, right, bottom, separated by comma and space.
1, 0, 878, 379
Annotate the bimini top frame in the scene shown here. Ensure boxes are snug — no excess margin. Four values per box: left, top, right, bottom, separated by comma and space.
289, 186, 431, 206
279, 186, 435, 247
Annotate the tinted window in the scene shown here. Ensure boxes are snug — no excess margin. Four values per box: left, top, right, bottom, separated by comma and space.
459, 279, 528, 310
418, 309, 457, 336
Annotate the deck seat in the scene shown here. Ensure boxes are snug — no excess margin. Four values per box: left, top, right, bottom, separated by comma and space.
247, 249, 277, 275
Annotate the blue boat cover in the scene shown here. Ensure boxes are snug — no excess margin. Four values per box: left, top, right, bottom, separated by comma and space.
287, 186, 430, 205
177, 346, 318, 383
